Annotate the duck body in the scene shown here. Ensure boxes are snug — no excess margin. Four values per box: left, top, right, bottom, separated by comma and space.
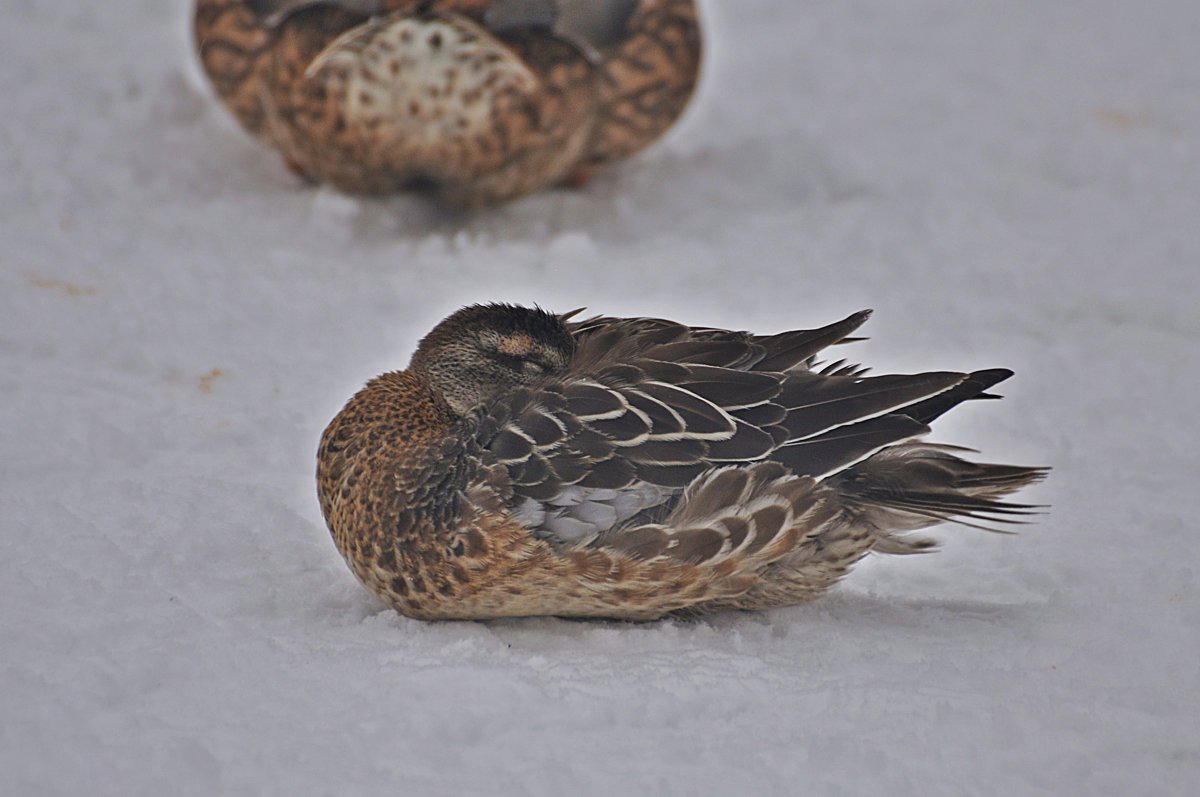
317, 305, 1047, 621
194, 0, 701, 206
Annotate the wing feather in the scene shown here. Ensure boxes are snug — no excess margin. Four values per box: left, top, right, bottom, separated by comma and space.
776, 372, 964, 441
475, 312, 1032, 547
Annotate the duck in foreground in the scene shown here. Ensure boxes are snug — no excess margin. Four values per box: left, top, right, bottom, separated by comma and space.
194, 0, 700, 206
317, 304, 1047, 620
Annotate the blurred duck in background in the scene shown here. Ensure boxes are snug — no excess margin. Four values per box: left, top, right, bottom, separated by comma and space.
194, 0, 701, 206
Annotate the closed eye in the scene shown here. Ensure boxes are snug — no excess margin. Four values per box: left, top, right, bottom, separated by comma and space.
483, 348, 549, 375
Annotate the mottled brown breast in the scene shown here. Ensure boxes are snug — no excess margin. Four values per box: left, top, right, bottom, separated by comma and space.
318, 371, 456, 543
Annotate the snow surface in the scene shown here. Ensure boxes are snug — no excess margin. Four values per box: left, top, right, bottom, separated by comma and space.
3, 1, 1199, 794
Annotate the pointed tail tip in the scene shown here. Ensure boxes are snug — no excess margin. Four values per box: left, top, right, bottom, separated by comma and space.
954, 370, 1017, 403
831, 309, 874, 344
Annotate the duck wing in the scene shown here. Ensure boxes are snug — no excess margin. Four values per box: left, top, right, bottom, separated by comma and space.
474, 312, 1004, 544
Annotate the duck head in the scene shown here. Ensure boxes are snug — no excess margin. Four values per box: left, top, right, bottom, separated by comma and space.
409, 303, 575, 416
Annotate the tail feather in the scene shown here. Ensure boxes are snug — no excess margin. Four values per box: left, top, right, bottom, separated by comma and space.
830, 443, 1048, 538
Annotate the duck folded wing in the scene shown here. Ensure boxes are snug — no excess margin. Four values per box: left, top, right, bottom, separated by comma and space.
474, 312, 1021, 546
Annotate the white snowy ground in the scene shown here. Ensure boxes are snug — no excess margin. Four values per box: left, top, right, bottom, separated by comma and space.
3, 1, 1198, 794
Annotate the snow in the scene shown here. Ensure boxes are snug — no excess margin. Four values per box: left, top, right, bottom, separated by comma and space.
3, 1, 1198, 794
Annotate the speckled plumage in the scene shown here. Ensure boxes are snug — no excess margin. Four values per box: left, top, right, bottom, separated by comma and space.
316, 304, 1047, 621
194, 0, 701, 206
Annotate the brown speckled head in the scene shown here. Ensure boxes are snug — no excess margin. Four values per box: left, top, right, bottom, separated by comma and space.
408, 303, 575, 416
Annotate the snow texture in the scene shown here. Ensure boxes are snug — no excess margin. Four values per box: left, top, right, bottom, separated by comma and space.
3, 1, 1198, 795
